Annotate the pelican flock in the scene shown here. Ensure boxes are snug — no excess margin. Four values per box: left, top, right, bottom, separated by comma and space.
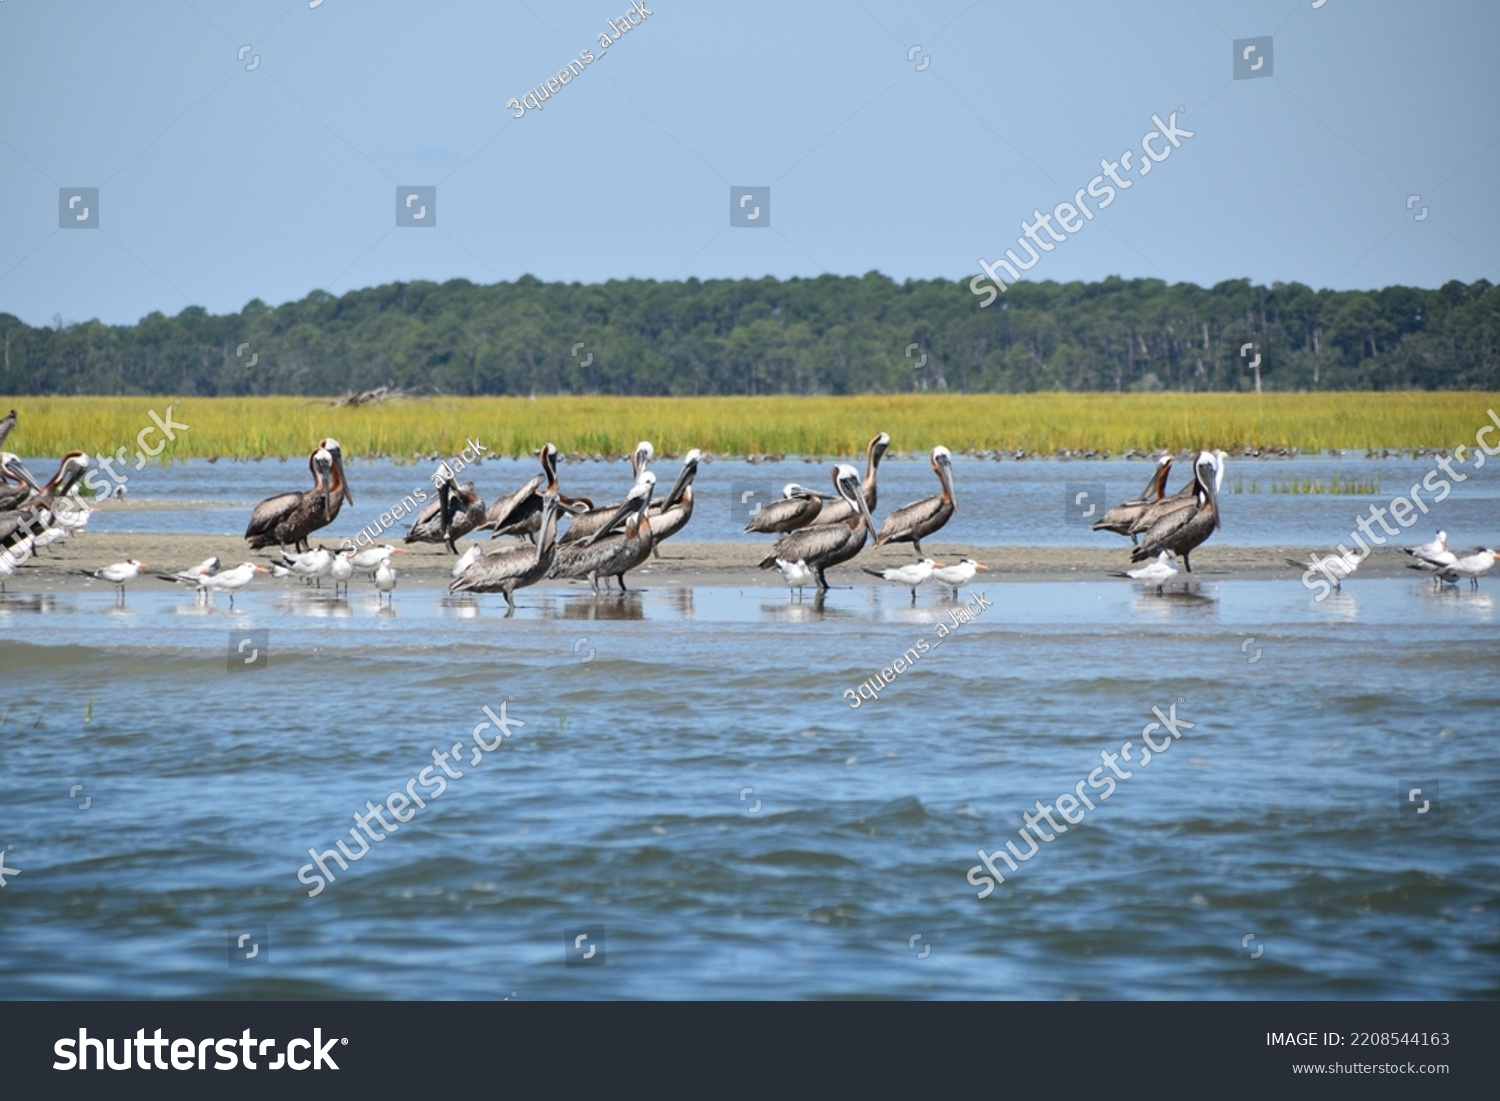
758, 463, 875, 592
3, 417, 1493, 614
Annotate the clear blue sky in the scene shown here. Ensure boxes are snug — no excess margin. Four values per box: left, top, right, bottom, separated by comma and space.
2, 0, 1496, 327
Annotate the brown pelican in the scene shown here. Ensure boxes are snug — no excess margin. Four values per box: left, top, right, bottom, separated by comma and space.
875, 445, 955, 556
757, 464, 875, 591
1133, 449, 1225, 524
0, 409, 15, 448
1125, 450, 1219, 541
482, 443, 593, 541
407, 477, 486, 552
814, 432, 889, 525
1092, 455, 1173, 544
245, 439, 353, 552
557, 441, 655, 545
451, 492, 564, 611
1129, 451, 1221, 572
645, 449, 700, 557
1, 451, 89, 551
744, 484, 827, 534
550, 471, 656, 593
863, 557, 942, 603
0, 452, 42, 511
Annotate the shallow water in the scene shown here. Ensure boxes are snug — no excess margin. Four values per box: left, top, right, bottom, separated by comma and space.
1, 576, 1496, 999
49, 453, 1500, 549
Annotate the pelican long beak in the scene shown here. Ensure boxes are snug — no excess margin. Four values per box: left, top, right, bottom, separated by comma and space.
936, 451, 956, 503
661, 457, 698, 510
840, 471, 875, 536
2, 457, 41, 492
582, 489, 645, 547
1204, 463, 1222, 531
334, 452, 353, 507
537, 494, 562, 555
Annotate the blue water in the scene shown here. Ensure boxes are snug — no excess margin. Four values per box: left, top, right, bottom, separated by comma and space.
1, 576, 1496, 999
40, 453, 1500, 550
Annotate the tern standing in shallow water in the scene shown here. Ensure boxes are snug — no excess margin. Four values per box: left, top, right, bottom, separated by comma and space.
1114, 550, 1178, 592
773, 558, 815, 599
197, 562, 267, 606
1289, 549, 1362, 591
863, 558, 942, 603
374, 557, 398, 604
86, 559, 146, 602
1420, 547, 1495, 590
931, 558, 988, 596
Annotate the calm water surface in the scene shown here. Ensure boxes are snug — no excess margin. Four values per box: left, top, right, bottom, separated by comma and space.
1, 576, 1496, 999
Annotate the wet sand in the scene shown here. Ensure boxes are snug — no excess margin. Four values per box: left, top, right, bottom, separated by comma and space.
9, 530, 1428, 592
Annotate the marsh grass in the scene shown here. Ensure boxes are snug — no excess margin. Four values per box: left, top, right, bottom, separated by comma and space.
1, 393, 1494, 459
1271, 474, 1382, 495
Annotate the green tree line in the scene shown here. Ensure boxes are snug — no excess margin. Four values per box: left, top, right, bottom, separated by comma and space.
2, 273, 1495, 396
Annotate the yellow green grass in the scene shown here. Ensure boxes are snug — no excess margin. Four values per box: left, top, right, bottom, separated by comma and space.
1, 393, 1495, 459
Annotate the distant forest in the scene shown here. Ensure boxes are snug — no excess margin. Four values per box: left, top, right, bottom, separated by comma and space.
2, 274, 1496, 396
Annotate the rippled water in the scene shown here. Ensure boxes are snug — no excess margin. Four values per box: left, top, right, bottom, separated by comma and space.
2, 577, 1496, 999
45, 453, 1500, 548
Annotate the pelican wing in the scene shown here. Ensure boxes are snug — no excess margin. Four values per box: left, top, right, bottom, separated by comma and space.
483, 474, 544, 532
876, 495, 951, 545
450, 544, 541, 591
1125, 492, 1195, 537
744, 494, 823, 534
557, 500, 629, 544
405, 494, 447, 541
1132, 502, 1215, 562
761, 520, 861, 569
648, 494, 693, 543
244, 492, 302, 539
